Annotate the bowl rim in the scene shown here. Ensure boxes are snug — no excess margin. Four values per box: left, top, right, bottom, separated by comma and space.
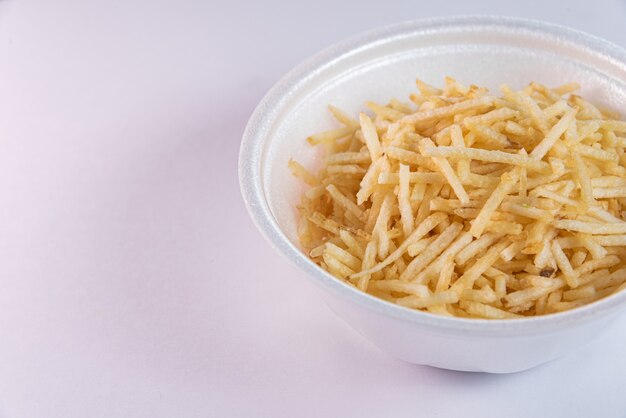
239, 15, 626, 335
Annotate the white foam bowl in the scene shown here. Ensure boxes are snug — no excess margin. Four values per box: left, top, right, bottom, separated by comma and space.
239, 16, 626, 373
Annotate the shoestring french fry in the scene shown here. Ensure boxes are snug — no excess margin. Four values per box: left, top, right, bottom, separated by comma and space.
291, 77, 626, 318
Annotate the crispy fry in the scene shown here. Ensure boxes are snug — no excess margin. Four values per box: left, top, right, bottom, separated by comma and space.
451, 240, 510, 293
551, 240, 579, 288
529, 108, 576, 160
359, 113, 383, 162
414, 232, 473, 284
350, 212, 447, 279
461, 300, 522, 319
377, 172, 445, 185
455, 232, 503, 265
421, 144, 549, 171
420, 138, 469, 204
400, 222, 463, 281
470, 169, 520, 238
326, 184, 364, 221
401, 97, 494, 124
289, 159, 320, 186
554, 220, 626, 235
398, 164, 414, 237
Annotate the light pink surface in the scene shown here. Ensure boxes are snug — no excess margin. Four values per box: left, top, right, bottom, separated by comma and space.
0, 1, 624, 417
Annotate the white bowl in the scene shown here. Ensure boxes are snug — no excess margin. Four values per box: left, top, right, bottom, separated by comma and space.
239, 16, 626, 373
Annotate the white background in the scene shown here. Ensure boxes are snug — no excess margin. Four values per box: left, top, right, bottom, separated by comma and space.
0, 0, 625, 417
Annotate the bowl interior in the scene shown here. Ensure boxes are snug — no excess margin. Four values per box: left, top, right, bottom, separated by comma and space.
262, 20, 626, 250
